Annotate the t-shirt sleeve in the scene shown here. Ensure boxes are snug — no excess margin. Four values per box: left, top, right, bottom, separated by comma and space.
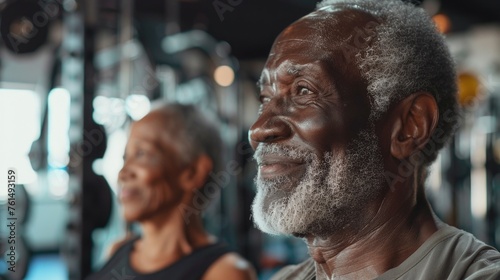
271, 259, 315, 280
465, 263, 500, 280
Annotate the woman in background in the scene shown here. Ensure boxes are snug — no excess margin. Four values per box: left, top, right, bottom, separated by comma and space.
87, 103, 256, 280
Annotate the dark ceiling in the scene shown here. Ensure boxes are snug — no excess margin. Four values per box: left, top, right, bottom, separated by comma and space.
133, 0, 500, 61
1, 0, 498, 60
134, 0, 316, 60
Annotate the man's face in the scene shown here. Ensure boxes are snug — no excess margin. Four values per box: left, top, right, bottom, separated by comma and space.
249, 10, 387, 237
118, 112, 186, 222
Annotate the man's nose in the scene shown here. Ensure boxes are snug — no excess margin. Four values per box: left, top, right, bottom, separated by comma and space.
249, 106, 292, 150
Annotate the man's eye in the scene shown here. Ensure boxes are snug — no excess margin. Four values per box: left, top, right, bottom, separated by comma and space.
298, 87, 313, 96
259, 95, 271, 104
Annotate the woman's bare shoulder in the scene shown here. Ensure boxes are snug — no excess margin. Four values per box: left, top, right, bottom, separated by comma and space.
202, 252, 257, 280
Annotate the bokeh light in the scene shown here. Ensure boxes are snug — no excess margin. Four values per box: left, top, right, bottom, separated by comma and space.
214, 65, 235, 87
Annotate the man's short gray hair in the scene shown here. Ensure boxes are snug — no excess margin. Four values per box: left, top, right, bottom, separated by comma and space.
318, 0, 460, 165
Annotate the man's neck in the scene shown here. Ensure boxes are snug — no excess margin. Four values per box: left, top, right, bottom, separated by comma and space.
305, 189, 438, 280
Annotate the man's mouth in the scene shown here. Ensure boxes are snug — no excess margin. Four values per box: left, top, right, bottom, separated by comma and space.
258, 155, 306, 179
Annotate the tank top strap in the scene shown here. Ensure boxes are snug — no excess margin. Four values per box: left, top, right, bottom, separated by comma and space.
87, 238, 233, 280
151, 241, 232, 280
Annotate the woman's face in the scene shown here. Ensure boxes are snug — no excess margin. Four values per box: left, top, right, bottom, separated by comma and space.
118, 112, 187, 223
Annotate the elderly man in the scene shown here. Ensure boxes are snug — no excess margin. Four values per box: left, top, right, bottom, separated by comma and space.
249, 0, 500, 279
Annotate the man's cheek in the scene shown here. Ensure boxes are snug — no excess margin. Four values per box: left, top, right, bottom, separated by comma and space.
297, 116, 340, 151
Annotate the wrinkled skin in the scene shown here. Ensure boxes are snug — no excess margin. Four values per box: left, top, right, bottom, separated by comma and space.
118, 111, 187, 222
249, 8, 383, 236
116, 110, 257, 279
249, 7, 440, 280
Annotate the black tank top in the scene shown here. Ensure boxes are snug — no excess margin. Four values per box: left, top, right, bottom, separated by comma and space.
86, 237, 232, 280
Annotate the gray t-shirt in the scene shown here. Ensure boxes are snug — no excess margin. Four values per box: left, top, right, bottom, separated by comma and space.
271, 224, 500, 279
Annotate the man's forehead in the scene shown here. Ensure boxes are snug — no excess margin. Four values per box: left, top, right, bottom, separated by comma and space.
270, 9, 379, 55
279, 6, 380, 41
312, 2, 374, 16
259, 60, 326, 84
263, 7, 381, 75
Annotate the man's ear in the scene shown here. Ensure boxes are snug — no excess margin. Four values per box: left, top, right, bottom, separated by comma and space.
390, 92, 439, 159
179, 154, 213, 191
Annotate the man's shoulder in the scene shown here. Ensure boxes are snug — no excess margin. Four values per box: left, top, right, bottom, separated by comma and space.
465, 261, 500, 280
380, 224, 500, 279
442, 225, 500, 261
449, 227, 500, 279
268, 225, 500, 280
270, 258, 316, 280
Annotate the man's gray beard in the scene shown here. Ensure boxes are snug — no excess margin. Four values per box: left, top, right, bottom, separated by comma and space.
251, 127, 386, 237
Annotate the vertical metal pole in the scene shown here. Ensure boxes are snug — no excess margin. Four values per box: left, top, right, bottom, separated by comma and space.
118, 0, 133, 99
61, 0, 99, 278
165, 0, 180, 35
81, 0, 98, 278
61, 3, 85, 279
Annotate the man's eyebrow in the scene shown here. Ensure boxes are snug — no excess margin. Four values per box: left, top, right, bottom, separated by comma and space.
256, 64, 306, 90
256, 77, 264, 88
286, 65, 304, 76
257, 71, 270, 88
261, 65, 304, 83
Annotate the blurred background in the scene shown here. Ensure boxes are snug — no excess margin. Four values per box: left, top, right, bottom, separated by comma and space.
0, 0, 499, 279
